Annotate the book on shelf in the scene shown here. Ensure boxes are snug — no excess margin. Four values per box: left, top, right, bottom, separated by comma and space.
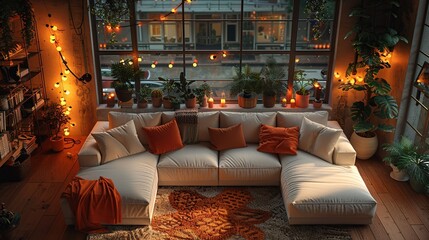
0, 134, 11, 159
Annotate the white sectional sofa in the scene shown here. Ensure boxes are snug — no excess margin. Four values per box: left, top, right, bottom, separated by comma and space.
61, 111, 377, 226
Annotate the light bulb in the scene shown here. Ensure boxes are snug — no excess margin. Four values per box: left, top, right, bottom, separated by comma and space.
168, 62, 173, 68
349, 78, 356, 85
295, 58, 300, 63
56, 46, 62, 51
54, 82, 60, 88
61, 101, 67, 106
62, 75, 67, 81
171, 8, 177, 13
192, 62, 198, 67
65, 110, 70, 115
334, 72, 341, 78
70, 122, 76, 127
151, 63, 156, 68
138, 57, 142, 62
64, 69, 70, 75
222, 52, 227, 57
64, 90, 70, 95
49, 38, 55, 43
68, 106, 72, 110
128, 61, 133, 65
210, 54, 217, 60
51, 25, 58, 31
64, 131, 70, 136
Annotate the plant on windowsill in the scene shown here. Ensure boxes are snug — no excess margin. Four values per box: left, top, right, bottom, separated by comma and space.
338, 0, 408, 159
260, 57, 286, 108
293, 69, 314, 108
111, 59, 141, 103
0, 203, 20, 233
41, 102, 71, 152
159, 77, 176, 109
175, 72, 196, 108
230, 65, 262, 108
137, 84, 151, 109
151, 89, 163, 108
194, 82, 211, 108
0, 0, 35, 59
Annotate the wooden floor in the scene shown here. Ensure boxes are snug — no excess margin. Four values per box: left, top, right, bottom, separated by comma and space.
0, 137, 428, 240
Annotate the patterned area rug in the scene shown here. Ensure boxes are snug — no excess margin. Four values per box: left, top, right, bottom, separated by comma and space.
87, 187, 351, 240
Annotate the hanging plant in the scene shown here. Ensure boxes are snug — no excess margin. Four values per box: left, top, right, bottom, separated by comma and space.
0, 0, 35, 57
91, 0, 130, 43
304, 0, 334, 41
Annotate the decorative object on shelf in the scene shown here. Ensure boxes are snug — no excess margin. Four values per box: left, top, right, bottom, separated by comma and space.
382, 137, 429, 191
0, 202, 20, 233
159, 77, 176, 109
91, 0, 130, 43
106, 92, 115, 107
220, 92, 226, 107
293, 70, 313, 108
230, 65, 261, 109
137, 84, 151, 109
111, 59, 141, 102
290, 98, 296, 108
194, 82, 211, 108
281, 97, 287, 107
312, 81, 323, 108
208, 96, 214, 108
174, 72, 196, 109
151, 89, 163, 108
260, 57, 285, 108
0, 0, 35, 59
339, 0, 407, 159
41, 102, 71, 152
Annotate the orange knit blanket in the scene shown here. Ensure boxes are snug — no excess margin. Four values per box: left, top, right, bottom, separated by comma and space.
62, 176, 122, 233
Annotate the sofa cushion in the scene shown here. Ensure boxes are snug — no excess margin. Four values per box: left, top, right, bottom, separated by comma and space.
258, 124, 299, 155
92, 120, 146, 164
157, 142, 218, 186
279, 151, 377, 225
143, 119, 183, 155
208, 124, 246, 151
328, 121, 357, 166
299, 117, 342, 164
276, 111, 328, 128
220, 112, 276, 143
219, 144, 281, 186
78, 121, 108, 167
75, 152, 159, 224
109, 112, 162, 145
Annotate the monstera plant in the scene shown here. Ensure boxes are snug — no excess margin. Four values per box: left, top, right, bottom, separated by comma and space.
339, 0, 408, 159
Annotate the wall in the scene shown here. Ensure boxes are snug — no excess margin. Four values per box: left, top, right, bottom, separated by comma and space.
32, 0, 98, 137
330, 0, 419, 151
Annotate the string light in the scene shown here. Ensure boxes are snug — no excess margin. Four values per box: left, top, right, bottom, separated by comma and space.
54, 82, 60, 88
62, 75, 67, 81
334, 72, 341, 78
64, 69, 70, 75
210, 54, 217, 60
56, 46, 62, 51
168, 61, 174, 68
138, 57, 142, 62
192, 59, 198, 67
51, 25, 58, 31
49, 34, 56, 43
151, 61, 158, 68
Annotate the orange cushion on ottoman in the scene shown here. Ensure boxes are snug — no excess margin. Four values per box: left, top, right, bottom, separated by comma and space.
258, 124, 299, 155
142, 119, 183, 154
208, 124, 246, 151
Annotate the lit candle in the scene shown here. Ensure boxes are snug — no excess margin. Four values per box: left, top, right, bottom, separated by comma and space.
314, 83, 321, 101
220, 92, 226, 107
106, 93, 115, 107
208, 97, 214, 108
281, 97, 287, 107
290, 98, 296, 108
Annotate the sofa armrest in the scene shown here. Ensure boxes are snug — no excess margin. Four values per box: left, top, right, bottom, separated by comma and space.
327, 121, 356, 166
78, 121, 109, 167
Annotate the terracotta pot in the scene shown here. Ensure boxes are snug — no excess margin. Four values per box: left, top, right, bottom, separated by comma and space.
238, 93, 257, 108
115, 88, 133, 102
137, 100, 148, 108
350, 131, 378, 160
295, 94, 310, 108
313, 101, 323, 108
163, 97, 173, 109
185, 97, 197, 108
50, 136, 64, 152
389, 164, 409, 181
151, 96, 162, 108
263, 95, 276, 108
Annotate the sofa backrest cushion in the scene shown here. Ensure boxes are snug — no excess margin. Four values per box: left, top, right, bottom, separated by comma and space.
258, 124, 299, 155
162, 112, 219, 142
208, 124, 247, 151
142, 119, 184, 154
276, 111, 328, 128
92, 120, 146, 164
299, 117, 342, 164
220, 112, 276, 143
108, 112, 162, 145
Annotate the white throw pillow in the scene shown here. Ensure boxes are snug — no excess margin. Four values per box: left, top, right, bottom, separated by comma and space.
299, 117, 342, 163
108, 112, 162, 145
92, 120, 146, 164
277, 111, 329, 128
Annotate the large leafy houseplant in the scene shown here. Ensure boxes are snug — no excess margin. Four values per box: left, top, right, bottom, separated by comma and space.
230, 65, 262, 108
42, 102, 71, 140
0, 0, 35, 57
111, 59, 141, 102
339, 0, 407, 136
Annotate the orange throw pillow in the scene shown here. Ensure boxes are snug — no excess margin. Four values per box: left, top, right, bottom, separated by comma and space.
258, 124, 299, 155
208, 124, 247, 151
142, 119, 184, 154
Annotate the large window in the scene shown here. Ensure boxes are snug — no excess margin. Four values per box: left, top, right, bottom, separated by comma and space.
91, 0, 338, 103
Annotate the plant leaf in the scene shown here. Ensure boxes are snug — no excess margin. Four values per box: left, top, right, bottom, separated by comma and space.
353, 122, 376, 133
350, 101, 371, 122
378, 123, 396, 132
368, 78, 392, 95
373, 95, 399, 119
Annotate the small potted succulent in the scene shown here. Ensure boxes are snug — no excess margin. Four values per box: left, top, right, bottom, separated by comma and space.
293, 69, 314, 108
175, 72, 196, 108
41, 102, 71, 152
137, 84, 151, 108
159, 77, 176, 109
151, 89, 163, 108
0, 203, 20, 233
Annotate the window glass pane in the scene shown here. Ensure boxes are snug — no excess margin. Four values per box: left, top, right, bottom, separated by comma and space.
97, 21, 132, 51
294, 55, 329, 100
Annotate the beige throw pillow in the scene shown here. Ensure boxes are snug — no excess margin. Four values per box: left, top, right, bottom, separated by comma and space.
299, 117, 342, 163
92, 120, 146, 164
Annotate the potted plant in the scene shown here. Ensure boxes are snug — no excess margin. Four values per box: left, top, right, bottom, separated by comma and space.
339, 0, 407, 159
313, 81, 323, 108
137, 84, 151, 108
402, 152, 429, 193
194, 82, 211, 108
0, 203, 20, 234
0, 0, 35, 58
230, 65, 262, 108
151, 89, 163, 108
382, 137, 414, 181
175, 72, 196, 108
159, 77, 176, 109
41, 102, 71, 152
111, 59, 141, 103
260, 57, 285, 108
293, 69, 314, 108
